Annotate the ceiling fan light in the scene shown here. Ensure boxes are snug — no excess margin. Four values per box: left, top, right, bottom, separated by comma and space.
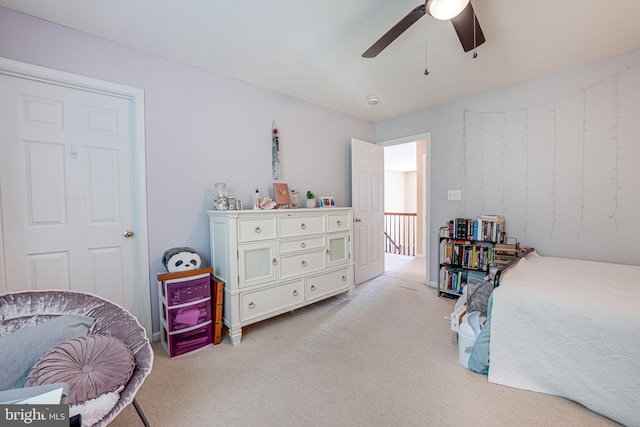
426, 0, 470, 20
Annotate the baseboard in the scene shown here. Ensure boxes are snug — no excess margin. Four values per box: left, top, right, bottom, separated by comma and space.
428, 280, 438, 288
151, 331, 161, 342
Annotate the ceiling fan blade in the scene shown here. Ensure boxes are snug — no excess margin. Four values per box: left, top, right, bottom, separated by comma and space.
362, 4, 426, 58
450, 2, 485, 52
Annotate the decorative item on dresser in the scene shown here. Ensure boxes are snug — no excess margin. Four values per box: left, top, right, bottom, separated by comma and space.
319, 196, 335, 207
305, 191, 316, 208
207, 208, 355, 345
273, 183, 291, 207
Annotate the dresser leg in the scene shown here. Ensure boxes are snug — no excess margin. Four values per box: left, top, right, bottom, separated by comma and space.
347, 287, 355, 300
229, 327, 242, 345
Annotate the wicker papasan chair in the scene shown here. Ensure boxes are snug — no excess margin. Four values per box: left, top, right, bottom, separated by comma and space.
0, 289, 153, 426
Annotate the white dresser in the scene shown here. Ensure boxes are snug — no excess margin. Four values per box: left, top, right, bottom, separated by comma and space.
207, 208, 354, 345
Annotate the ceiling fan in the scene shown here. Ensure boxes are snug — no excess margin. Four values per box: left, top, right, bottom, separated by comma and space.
362, 0, 485, 58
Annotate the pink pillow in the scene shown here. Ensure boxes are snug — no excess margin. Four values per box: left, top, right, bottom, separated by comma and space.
25, 335, 135, 404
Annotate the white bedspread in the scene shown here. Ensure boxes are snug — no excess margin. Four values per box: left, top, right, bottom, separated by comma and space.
488, 253, 640, 427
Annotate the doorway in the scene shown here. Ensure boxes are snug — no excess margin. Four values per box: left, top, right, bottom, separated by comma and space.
381, 133, 431, 286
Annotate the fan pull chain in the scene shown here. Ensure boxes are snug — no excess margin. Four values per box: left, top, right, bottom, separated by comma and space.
472, 0, 478, 58
424, 12, 429, 75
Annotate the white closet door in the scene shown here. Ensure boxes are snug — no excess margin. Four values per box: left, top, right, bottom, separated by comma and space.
0, 74, 137, 313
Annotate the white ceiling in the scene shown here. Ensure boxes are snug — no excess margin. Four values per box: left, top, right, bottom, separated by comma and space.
385, 142, 417, 172
2, 0, 640, 122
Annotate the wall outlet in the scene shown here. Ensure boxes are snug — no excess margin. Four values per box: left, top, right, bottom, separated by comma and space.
447, 190, 462, 201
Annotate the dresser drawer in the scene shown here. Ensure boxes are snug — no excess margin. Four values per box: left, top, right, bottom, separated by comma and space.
238, 217, 276, 242
165, 298, 212, 332
305, 268, 350, 303
163, 275, 210, 307
278, 235, 325, 254
164, 322, 212, 357
241, 280, 304, 322
327, 213, 350, 232
279, 249, 325, 280
278, 215, 325, 238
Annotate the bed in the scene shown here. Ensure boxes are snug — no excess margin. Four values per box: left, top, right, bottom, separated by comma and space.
468, 251, 640, 427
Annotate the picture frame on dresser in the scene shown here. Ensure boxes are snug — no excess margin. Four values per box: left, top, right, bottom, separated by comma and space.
319, 196, 334, 207
273, 183, 291, 206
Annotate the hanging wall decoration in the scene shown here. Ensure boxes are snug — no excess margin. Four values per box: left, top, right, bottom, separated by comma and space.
272, 121, 281, 179
461, 68, 627, 242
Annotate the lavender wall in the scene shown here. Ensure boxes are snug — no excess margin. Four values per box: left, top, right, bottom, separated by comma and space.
0, 7, 374, 333
376, 49, 640, 282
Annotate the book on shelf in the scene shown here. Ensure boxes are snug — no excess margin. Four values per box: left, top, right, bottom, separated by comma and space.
454, 218, 467, 239
491, 239, 518, 266
440, 216, 514, 296
493, 243, 518, 252
491, 258, 515, 265
441, 267, 491, 294
480, 215, 505, 242
480, 214, 505, 222
448, 216, 505, 242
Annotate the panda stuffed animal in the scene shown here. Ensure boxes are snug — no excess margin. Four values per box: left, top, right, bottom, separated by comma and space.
162, 247, 202, 273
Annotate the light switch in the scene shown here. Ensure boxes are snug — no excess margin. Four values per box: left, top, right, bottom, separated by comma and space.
447, 190, 461, 201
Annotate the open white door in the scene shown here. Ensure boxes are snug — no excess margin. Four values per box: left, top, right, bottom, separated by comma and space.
351, 138, 384, 284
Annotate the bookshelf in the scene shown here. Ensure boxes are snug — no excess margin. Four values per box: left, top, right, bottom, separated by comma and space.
437, 216, 505, 297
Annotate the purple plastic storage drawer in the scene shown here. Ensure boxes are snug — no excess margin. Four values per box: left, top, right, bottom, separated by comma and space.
164, 275, 210, 306
167, 299, 212, 332
166, 323, 212, 357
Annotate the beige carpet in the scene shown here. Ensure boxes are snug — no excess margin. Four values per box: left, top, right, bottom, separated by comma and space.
111, 254, 619, 427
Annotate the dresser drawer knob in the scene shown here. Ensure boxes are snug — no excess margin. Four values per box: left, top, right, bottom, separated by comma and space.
255, 226, 262, 233
273, 258, 277, 265
293, 290, 298, 296
301, 260, 307, 267
301, 242, 306, 248
301, 223, 307, 229
337, 220, 342, 226
248, 302, 255, 309
342, 276, 347, 281
326, 249, 330, 255
310, 285, 316, 291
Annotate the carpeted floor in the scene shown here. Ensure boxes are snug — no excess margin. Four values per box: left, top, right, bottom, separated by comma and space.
111, 254, 619, 427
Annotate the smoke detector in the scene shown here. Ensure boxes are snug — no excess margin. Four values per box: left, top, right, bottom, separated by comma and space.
367, 96, 380, 105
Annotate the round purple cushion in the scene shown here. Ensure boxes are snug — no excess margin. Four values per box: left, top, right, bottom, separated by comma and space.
25, 335, 135, 404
